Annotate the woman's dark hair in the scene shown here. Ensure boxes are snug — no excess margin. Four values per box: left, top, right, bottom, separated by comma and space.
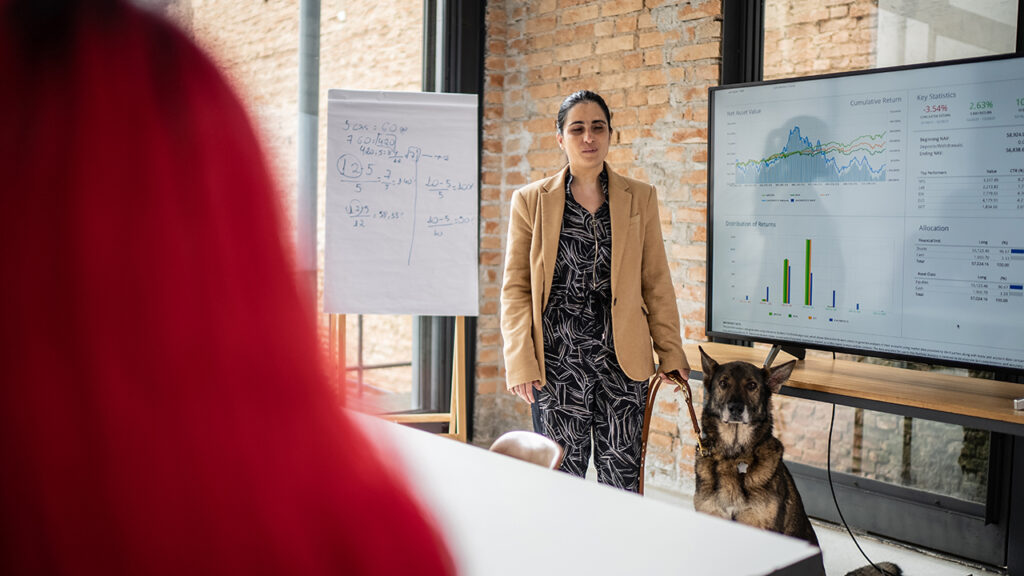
555, 90, 612, 134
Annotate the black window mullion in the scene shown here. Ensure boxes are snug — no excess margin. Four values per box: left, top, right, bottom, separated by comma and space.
721, 0, 763, 85
413, 0, 483, 439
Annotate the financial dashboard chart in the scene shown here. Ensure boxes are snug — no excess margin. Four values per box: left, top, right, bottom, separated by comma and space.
734, 126, 889, 185
709, 56, 1024, 371
909, 79, 1024, 217
905, 220, 1024, 351
715, 90, 906, 218
717, 221, 900, 336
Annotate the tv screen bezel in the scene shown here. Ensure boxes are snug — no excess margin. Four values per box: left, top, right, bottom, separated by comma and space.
706, 52, 1024, 376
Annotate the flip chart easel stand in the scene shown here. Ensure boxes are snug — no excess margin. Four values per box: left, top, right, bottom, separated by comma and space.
324, 90, 476, 442
329, 314, 346, 398
330, 314, 466, 442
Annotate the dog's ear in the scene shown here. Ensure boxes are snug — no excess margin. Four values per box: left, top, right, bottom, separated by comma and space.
699, 346, 718, 385
766, 359, 796, 394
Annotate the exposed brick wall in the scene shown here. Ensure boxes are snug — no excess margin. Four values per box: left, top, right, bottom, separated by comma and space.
478, 0, 722, 494
168, 0, 422, 393
764, 0, 877, 80
173, 0, 725, 496
317, 2, 422, 394
166, 0, 984, 502
182, 0, 423, 228
481, 0, 987, 501
186, 1, 302, 236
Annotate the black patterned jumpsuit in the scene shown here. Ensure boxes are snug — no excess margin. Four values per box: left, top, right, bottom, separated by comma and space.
534, 169, 650, 492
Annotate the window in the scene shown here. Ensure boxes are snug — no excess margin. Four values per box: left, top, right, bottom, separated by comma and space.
722, 0, 1022, 566
764, 0, 1018, 82
319, 1, 427, 414
181, 1, 482, 427
325, 0, 483, 432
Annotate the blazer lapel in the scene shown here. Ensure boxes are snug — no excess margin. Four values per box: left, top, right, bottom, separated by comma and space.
539, 166, 568, 309
608, 165, 632, 294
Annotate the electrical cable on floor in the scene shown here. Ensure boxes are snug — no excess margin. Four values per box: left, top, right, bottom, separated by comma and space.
827, 403, 899, 576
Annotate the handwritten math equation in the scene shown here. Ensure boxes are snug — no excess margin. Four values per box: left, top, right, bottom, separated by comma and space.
333, 117, 476, 264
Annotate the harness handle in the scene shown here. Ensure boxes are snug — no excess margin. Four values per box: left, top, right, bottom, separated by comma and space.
639, 371, 707, 496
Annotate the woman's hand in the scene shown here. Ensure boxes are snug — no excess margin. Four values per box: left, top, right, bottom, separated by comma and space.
659, 369, 690, 391
510, 380, 542, 404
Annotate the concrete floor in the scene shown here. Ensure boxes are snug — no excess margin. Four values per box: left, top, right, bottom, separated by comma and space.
643, 485, 1003, 576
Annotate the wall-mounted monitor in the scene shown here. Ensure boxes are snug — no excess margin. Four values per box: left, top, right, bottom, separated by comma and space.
707, 54, 1024, 373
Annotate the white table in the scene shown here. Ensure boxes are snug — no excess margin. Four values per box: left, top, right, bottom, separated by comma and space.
357, 414, 824, 576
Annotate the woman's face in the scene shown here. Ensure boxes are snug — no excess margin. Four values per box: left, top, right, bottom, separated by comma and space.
556, 101, 610, 173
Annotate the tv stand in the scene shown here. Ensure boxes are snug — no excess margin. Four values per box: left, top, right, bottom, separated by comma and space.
684, 342, 1024, 575
688, 342, 1024, 435
762, 344, 806, 368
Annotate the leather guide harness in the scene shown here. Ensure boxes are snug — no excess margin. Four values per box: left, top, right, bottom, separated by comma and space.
639, 371, 708, 495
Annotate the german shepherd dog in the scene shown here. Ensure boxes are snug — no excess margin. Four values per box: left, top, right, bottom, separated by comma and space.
694, 347, 901, 576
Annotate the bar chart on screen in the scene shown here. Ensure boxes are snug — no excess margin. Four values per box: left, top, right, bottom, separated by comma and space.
718, 222, 900, 339
709, 55, 1024, 370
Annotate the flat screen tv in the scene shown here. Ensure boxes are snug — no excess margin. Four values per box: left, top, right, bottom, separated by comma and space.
707, 54, 1024, 373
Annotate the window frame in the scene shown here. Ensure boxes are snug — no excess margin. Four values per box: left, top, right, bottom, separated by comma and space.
406, 0, 483, 439
718, 0, 1023, 568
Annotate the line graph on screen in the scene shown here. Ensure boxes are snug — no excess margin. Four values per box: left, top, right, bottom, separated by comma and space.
735, 126, 888, 184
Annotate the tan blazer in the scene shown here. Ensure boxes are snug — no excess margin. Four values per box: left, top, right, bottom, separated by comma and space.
500, 163, 688, 389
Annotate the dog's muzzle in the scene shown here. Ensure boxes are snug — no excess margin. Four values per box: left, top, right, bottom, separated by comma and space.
724, 403, 750, 423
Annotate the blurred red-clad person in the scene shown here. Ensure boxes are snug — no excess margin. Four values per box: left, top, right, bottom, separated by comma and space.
0, 1, 454, 574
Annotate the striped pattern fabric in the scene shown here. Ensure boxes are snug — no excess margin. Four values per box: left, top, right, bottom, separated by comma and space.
536, 170, 649, 492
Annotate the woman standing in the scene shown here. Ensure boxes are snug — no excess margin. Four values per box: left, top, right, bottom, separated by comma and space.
500, 90, 690, 492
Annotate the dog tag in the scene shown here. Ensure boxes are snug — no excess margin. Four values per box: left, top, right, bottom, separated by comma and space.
737, 462, 748, 474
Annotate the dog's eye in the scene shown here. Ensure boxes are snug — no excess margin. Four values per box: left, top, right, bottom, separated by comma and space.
718, 380, 729, 389
745, 381, 758, 391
